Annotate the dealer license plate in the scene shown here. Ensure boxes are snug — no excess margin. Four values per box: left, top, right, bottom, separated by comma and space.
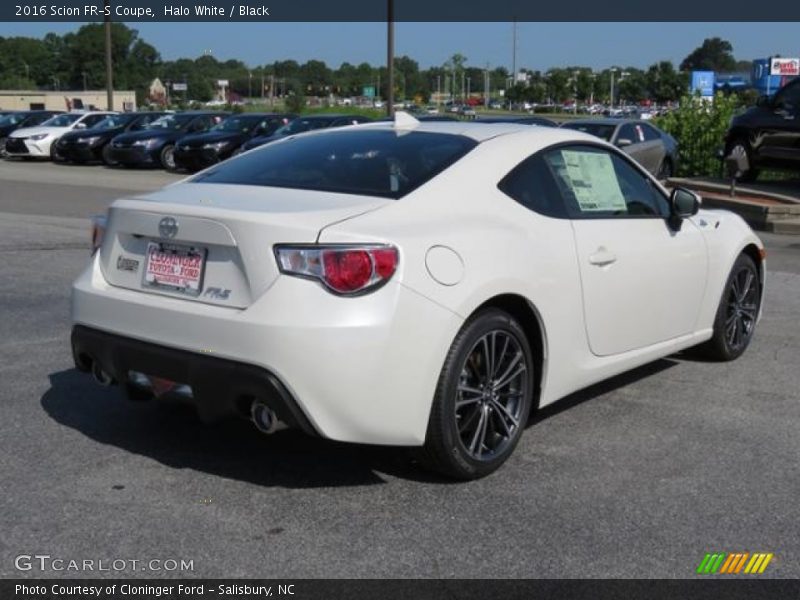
143, 242, 207, 295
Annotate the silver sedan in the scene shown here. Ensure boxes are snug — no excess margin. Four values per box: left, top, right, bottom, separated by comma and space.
561, 118, 679, 179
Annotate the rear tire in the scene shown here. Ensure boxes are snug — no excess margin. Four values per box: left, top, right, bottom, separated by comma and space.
160, 144, 176, 171
420, 309, 534, 480
697, 254, 760, 361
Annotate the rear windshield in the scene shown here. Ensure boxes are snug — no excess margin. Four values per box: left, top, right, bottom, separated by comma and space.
192, 129, 477, 199
561, 122, 617, 142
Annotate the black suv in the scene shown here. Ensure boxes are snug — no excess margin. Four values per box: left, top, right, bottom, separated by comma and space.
725, 77, 800, 181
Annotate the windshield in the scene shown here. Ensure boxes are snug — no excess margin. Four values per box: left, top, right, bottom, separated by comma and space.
41, 114, 83, 127
561, 122, 617, 142
146, 114, 193, 130
210, 116, 262, 133
193, 129, 477, 200
0, 113, 25, 126
92, 114, 136, 129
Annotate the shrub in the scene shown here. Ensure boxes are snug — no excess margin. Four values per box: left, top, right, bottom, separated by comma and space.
654, 92, 741, 178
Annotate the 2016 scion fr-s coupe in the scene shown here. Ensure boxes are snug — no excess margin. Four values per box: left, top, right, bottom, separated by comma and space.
71, 114, 765, 479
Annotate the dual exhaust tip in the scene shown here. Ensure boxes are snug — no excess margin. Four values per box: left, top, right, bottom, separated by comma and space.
84, 355, 281, 435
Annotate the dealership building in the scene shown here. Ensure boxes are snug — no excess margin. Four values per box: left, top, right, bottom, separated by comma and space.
0, 90, 137, 112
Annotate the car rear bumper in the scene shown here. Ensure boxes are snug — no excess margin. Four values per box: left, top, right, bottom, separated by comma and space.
71, 324, 318, 435
71, 255, 463, 446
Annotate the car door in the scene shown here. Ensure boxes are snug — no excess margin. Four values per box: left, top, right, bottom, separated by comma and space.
543, 144, 708, 356
758, 79, 800, 164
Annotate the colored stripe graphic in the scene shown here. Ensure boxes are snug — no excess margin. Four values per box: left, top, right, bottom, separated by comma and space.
697, 552, 773, 575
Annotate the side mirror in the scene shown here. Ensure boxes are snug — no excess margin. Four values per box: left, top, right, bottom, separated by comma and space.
670, 187, 701, 218
74, 122, 87, 129
616, 138, 633, 148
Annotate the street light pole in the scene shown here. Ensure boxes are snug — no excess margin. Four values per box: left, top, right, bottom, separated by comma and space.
104, 0, 114, 110
386, 0, 394, 117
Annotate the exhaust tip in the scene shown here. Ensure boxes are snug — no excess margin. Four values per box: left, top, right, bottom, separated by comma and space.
91, 362, 115, 386
251, 400, 279, 435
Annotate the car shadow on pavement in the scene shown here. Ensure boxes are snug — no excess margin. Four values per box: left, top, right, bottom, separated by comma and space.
42, 360, 680, 488
41, 368, 425, 488
528, 358, 679, 426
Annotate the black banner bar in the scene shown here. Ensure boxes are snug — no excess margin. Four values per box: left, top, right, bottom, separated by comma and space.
3, 0, 800, 22
3, 580, 800, 600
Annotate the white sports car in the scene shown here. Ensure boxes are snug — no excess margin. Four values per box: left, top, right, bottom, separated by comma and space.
6, 111, 115, 159
71, 114, 765, 479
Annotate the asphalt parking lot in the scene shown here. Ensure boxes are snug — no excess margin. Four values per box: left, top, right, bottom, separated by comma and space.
0, 160, 798, 579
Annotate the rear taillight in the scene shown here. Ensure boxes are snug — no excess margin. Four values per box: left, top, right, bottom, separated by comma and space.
90, 214, 107, 255
275, 245, 399, 295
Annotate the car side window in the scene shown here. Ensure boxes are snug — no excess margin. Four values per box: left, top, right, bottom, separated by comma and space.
132, 115, 156, 130
774, 81, 800, 113
497, 153, 569, 219
640, 123, 661, 141
82, 114, 107, 128
542, 145, 670, 219
616, 124, 639, 145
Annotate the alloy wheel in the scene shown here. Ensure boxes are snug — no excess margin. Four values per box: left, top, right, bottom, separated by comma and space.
725, 265, 758, 352
454, 330, 528, 461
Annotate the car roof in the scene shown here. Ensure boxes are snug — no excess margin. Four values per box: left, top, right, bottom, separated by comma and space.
563, 118, 640, 126
361, 118, 600, 145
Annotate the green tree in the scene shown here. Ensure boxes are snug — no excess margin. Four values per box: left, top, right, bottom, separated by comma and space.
680, 37, 737, 72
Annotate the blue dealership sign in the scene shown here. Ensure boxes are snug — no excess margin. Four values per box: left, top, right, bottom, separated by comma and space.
691, 71, 716, 97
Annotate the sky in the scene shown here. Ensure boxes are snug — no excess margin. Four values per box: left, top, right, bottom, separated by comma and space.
2, 22, 798, 71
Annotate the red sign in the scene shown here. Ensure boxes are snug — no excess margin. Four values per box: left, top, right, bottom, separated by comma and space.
770, 58, 800, 76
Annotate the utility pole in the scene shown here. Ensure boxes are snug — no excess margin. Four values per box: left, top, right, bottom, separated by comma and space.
248, 71, 252, 100
104, 0, 113, 110
269, 74, 275, 108
82, 71, 88, 91
484, 63, 490, 108
610, 67, 617, 109
511, 19, 517, 85
386, 0, 395, 117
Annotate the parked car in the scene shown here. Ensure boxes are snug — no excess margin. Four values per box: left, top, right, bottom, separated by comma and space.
5, 111, 115, 160
106, 112, 227, 169
238, 114, 371, 153
0, 110, 64, 157
476, 115, 558, 127
561, 118, 678, 178
55, 112, 168, 165
72, 116, 764, 480
724, 77, 800, 182
172, 113, 294, 172
458, 105, 477, 118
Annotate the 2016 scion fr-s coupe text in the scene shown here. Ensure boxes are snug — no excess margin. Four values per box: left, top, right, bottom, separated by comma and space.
71, 114, 765, 479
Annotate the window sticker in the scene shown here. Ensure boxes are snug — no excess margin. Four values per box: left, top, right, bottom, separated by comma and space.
560, 150, 626, 212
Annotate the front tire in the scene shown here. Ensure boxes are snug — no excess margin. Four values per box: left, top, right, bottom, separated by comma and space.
699, 254, 760, 361
421, 309, 534, 480
726, 138, 759, 182
101, 144, 118, 166
160, 144, 176, 171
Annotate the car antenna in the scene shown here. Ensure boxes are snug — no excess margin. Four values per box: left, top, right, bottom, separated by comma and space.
394, 111, 420, 130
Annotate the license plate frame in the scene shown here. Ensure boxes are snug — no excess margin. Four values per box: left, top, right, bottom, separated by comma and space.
143, 241, 207, 296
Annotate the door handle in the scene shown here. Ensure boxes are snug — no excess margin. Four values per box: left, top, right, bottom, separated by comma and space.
588, 248, 617, 266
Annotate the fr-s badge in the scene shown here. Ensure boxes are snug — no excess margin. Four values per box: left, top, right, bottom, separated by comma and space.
204, 287, 231, 300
